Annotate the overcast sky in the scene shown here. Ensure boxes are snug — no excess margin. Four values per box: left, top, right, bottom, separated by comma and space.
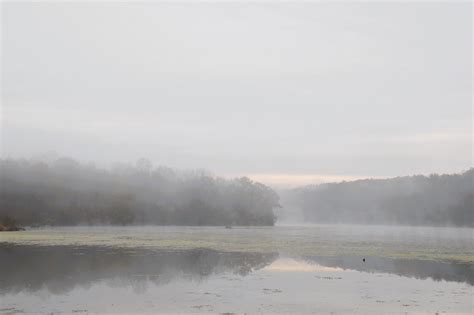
1, 2, 472, 187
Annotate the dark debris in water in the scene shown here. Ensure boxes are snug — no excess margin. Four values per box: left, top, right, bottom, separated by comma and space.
314, 276, 342, 280
263, 288, 282, 294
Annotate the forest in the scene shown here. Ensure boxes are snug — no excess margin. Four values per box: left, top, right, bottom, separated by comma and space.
1, 158, 472, 228
290, 169, 473, 227
0, 158, 279, 227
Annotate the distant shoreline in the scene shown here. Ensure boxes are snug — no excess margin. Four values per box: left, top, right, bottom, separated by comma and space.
0, 224, 25, 232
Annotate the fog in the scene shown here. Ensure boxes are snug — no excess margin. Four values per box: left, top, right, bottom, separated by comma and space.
278, 169, 473, 227
2, 2, 472, 185
1, 3, 473, 314
1, 2, 472, 227
1, 156, 471, 227
0, 157, 278, 226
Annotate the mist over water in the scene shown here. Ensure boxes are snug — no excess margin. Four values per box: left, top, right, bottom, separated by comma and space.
0, 158, 278, 227
1, 1, 472, 313
2, 157, 471, 228
277, 170, 473, 227
1, 225, 472, 313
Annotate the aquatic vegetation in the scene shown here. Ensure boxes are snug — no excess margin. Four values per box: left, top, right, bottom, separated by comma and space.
1, 226, 472, 264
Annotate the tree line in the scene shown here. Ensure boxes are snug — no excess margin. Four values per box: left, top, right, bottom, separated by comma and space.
0, 158, 279, 226
290, 169, 473, 227
1, 157, 471, 228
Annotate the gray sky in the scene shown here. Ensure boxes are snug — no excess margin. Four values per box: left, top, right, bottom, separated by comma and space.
1, 1, 472, 187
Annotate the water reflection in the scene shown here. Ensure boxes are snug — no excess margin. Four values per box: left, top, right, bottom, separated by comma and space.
0, 244, 277, 294
263, 258, 343, 272
304, 255, 474, 285
0, 244, 472, 296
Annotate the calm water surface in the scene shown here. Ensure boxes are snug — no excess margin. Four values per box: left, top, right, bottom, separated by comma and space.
0, 225, 472, 314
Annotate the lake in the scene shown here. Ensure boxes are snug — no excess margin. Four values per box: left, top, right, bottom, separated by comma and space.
0, 225, 472, 314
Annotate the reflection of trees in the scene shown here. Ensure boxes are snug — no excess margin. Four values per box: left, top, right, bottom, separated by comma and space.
305, 255, 474, 285
0, 244, 278, 295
